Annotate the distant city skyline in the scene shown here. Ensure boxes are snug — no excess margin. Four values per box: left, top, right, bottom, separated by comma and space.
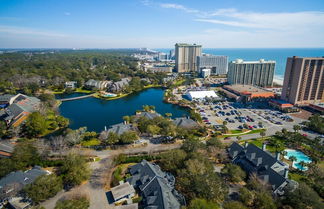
0, 0, 324, 48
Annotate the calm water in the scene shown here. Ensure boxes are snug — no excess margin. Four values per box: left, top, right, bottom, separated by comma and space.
57, 88, 189, 132
284, 149, 312, 171
157, 48, 324, 80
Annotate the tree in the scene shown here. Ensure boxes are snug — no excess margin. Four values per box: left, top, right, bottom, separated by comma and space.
283, 182, 324, 209
223, 201, 248, 209
160, 149, 187, 173
254, 191, 277, 209
182, 138, 203, 153
239, 187, 254, 207
177, 158, 227, 203
119, 131, 139, 144
293, 125, 301, 133
146, 124, 161, 136
221, 164, 246, 183
24, 174, 63, 203
106, 132, 120, 145
289, 156, 297, 163
165, 112, 172, 118
56, 116, 69, 128
206, 138, 223, 149
188, 198, 220, 209
258, 121, 263, 127
122, 115, 130, 124
190, 110, 202, 122
260, 129, 266, 139
54, 195, 89, 209
24, 112, 48, 137
222, 121, 228, 126
0, 121, 7, 138
11, 141, 41, 170
60, 154, 90, 187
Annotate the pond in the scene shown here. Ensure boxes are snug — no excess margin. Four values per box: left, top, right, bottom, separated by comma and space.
57, 88, 190, 132
284, 149, 312, 171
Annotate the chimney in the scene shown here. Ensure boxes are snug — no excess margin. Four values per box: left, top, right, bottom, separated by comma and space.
276, 152, 280, 160
284, 168, 289, 179
104, 126, 107, 131
262, 143, 267, 151
123, 121, 127, 125
244, 141, 248, 148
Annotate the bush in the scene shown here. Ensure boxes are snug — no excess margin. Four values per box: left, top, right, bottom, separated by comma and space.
54, 196, 89, 209
24, 174, 63, 203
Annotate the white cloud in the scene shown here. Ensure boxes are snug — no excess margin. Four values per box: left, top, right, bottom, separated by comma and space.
159, 3, 199, 14
0, 25, 68, 37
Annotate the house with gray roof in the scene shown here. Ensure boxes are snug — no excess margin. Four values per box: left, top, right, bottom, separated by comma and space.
109, 78, 130, 93
0, 166, 49, 201
0, 140, 14, 158
85, 79, 111, 90
0, 94, 40, 127
111, 182, 135, 204
173, 117, 199, 129
228, 142, 297, 195
135, 111, 162, 120
127, 160, 184, 209
106, 123, 135, 136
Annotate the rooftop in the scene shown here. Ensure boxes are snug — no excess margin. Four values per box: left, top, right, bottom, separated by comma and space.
224, 85, 272, 95
175, 43, 202, 47
231, 59, 275, 64
111, 182, 135, 201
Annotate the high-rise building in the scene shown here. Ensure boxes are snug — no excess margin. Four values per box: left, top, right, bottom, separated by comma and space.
175, 43, 202, 73
227, 59, 275, 87
169, 49, 175, 60
197, 55, 228, 75
281, 56, 324, 105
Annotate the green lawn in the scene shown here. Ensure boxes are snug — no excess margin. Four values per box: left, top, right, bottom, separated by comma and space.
81, 139, 101, 147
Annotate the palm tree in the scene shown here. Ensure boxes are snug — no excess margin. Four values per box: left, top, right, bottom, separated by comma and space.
299, 161, 307, 170
293, 125, 301, 133
288, 156, 297, 168
222, 121, 228, 126
260, 129, 266, 139
236, 136, 242, 141
165, 113, 172, 118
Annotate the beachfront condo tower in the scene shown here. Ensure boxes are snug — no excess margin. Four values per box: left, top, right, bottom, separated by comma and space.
227, 59, 275, 87
175, 43, 202, 73
281, 56, 324, 105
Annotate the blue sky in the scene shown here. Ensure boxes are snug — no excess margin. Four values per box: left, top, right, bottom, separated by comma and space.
0, 0, 324, 48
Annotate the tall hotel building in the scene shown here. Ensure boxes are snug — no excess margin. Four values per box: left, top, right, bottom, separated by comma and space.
175, 43, 202, 73
197, 55, 228, 75
227, 59, 275, 87
281, 56, 324, 105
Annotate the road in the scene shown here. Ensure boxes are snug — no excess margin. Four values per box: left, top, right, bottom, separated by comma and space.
41, 142, 181, 209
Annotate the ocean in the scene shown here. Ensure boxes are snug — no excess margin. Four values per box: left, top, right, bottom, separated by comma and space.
155, 48, 324, 83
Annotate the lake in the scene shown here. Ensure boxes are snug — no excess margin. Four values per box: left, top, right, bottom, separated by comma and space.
57, 88, 189, 132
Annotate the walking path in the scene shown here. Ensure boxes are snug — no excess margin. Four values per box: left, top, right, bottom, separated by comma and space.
59, 94, 94, 102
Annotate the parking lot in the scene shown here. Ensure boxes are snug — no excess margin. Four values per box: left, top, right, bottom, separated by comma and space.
196, 101, 306, 134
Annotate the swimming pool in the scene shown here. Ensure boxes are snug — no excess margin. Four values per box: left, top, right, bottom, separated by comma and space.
284, 149, 312, 171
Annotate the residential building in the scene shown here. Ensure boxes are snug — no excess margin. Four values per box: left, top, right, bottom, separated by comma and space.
111, 182, 135, 204
127, 160, 184, 209
0, 166, 49, 201
173, 117, 199, 129
143, 64, 173, 73
135, 111, 162, 120
281, 56, 324, 105
186, 90, 218, 101
201, 68, 211, 78
227, 59, 275, 87
106, 123, 135, 136
65, 81, 77, 89
222, 85, 275, 102
0, 140, 14, 158
197, 55, 228, 75
0, 94, 40, 127
85, 79, 111, 90
109, 78, 130, 93
175, 43, 202, 73
228, 142, 297, 195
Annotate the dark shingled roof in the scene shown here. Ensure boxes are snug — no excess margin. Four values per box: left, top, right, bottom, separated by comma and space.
107, 123, 134, 135
228, 142, 289, 193
127, 160, 181, 209
0, 166, 47, 192
136, 112, 162, 120
173, 117, 199, 129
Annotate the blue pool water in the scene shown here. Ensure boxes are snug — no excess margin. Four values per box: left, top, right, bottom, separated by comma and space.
284, 149, 312, 171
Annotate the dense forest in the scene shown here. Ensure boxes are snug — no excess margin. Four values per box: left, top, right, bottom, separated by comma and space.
0, 50, 166, 94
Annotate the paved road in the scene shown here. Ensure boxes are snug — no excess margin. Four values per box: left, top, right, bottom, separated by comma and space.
41, 143, 181, 209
